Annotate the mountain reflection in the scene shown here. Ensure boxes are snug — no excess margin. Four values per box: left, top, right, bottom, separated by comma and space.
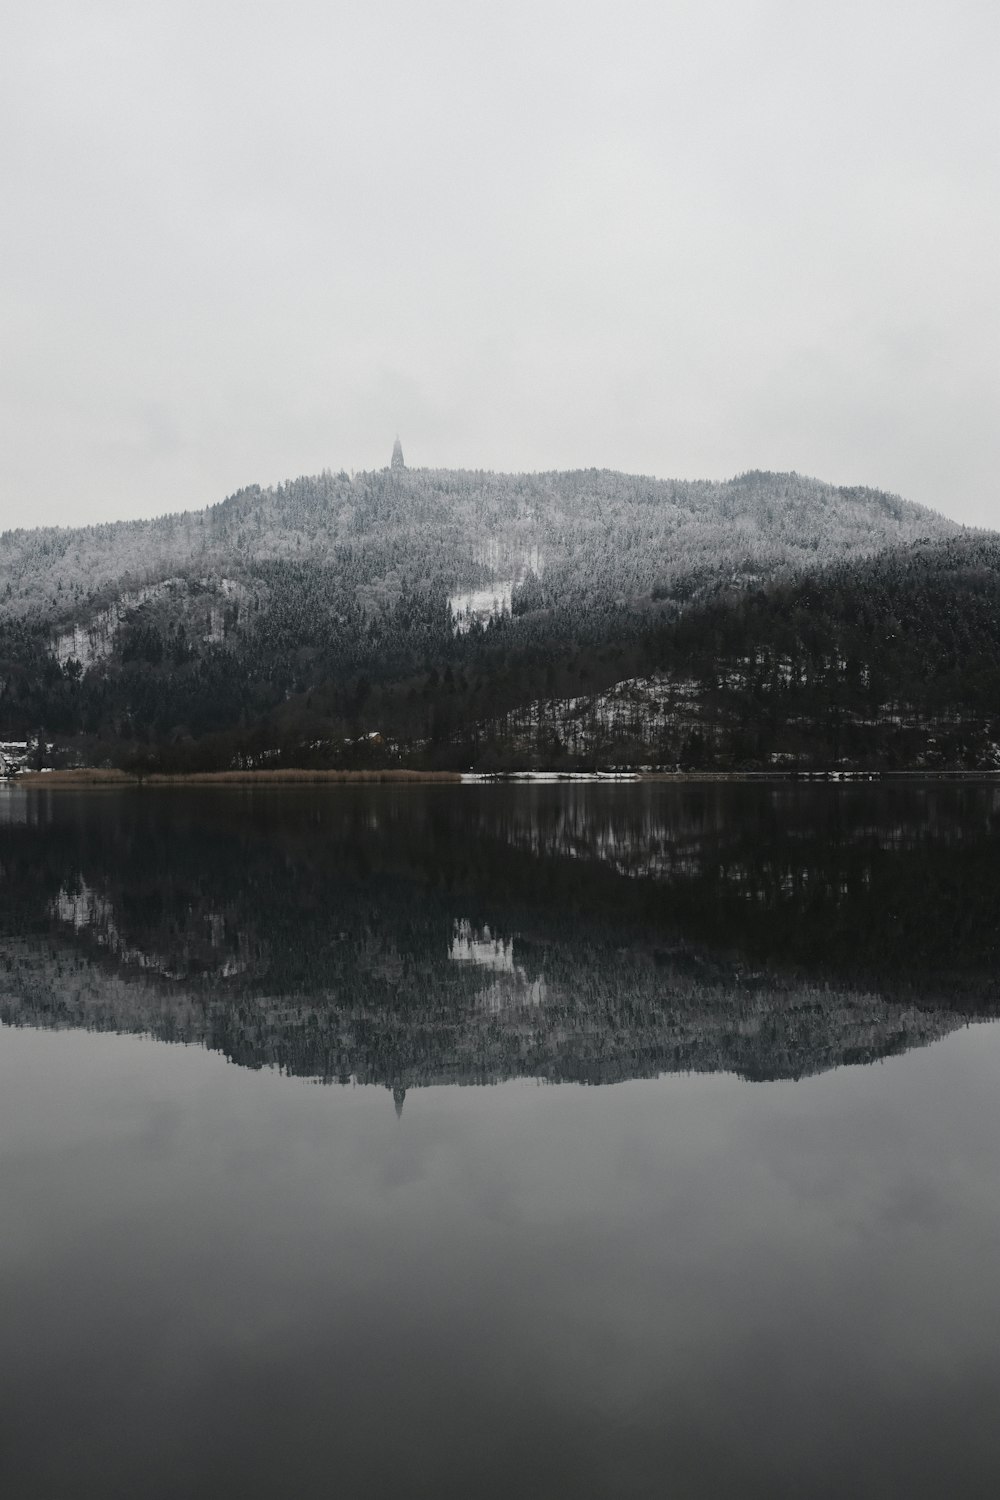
2, 781, 999, 1095
450, 920, 547, 1010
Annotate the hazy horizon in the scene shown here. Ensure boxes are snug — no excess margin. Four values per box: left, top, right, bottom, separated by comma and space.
3, 1, 997, 531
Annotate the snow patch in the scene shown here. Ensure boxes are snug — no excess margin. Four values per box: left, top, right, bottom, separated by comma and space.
449, 919, 547, 1011
50, 577, 245, 668
448, 582, 514, 633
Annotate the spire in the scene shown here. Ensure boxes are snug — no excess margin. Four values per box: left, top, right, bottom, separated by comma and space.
391, 436, 405, 470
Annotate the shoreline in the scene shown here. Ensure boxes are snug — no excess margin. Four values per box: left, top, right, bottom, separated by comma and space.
6, 767, 1000, 788
6, 768, 462, 786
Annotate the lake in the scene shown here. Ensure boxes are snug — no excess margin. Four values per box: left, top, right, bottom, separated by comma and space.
3, 781, 1000, 1497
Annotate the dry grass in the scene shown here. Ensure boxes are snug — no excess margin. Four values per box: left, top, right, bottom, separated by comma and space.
15, 767, 461, 786
15, 768, 134, 785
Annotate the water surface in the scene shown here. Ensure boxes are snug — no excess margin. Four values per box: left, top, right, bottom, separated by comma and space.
3, 782, 1000, 1497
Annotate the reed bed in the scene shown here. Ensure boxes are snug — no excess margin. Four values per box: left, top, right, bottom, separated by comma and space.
15, 768, 461, 786
14, 768, 134, 785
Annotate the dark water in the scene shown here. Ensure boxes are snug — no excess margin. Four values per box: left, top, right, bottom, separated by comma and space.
3, 782, 1000, 1497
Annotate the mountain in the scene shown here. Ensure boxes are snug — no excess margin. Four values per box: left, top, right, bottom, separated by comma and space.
0, 461, 987, 771
0, 465, 954, 620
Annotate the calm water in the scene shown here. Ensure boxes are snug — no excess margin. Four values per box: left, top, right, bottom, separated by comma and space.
3, 781, 1000, 1497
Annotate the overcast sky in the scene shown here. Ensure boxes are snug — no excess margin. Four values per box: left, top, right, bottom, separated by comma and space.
1, 0, 997, 529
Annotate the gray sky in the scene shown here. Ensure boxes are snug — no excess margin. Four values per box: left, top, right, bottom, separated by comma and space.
2, 0, 997, 529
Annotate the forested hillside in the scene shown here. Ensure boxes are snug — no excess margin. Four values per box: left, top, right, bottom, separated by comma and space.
0, 461, 987, 770
0, 465, 951, 620
451, 531, 1000, 772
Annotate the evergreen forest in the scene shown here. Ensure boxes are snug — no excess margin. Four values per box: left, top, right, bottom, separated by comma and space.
1, 461, 994, 772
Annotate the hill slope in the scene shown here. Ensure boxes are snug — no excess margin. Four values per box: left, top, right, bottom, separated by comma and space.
0, 465, 977, 767
1, 465, 954, 622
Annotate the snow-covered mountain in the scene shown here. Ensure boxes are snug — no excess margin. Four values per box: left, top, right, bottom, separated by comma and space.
0, 462, 982, 768
1, 464, 956, 627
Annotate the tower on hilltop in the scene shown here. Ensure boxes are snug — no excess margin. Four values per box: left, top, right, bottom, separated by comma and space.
391, 436, 405, 470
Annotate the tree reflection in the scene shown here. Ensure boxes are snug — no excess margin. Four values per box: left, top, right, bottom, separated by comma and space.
1, 783, 998, 1095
